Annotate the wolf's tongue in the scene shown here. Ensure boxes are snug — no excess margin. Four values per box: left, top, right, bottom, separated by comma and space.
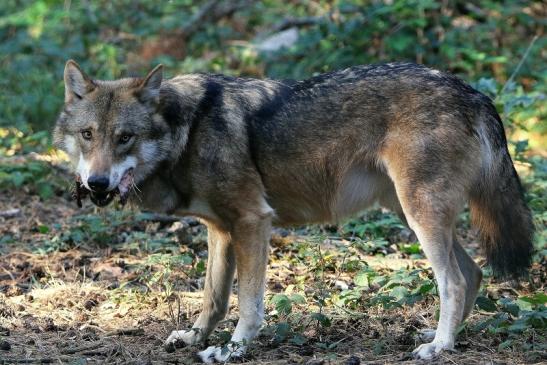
118, 169, 134, 205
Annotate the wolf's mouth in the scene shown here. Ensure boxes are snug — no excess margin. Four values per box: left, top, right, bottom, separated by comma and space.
73, 169, 134, 208
89, 190, 117, 207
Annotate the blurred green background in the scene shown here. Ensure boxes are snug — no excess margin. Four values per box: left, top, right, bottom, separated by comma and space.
0, 0, 544, 149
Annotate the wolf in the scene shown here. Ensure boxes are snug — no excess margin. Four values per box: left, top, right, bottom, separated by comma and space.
53, 60, 534, 362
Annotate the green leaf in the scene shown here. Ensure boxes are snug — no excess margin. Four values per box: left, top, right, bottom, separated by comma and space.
37, 181, 54, 200
289, 293, 306, 304
514, 140, 529, 155
516, 298, 534, 311
274, 322, 291, 342
475, 78, 498, 96
289, 333, 306, 345
475, 296, 497, 312
11, 171, 24, 186
179, 254, 194, 265
507, 319, 528, 333
417, 282, 435, 294
311, 312, 331, 327
502, 304, 520, 317
519, 293, 547, 306
271, 294, 292, 315
354, 271, 370, 287
390, 286, 408, 301
498, 339, 513, 351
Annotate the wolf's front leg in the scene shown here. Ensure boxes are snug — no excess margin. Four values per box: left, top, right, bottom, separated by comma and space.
165, 224, 235, 347
198, 209, 272, 363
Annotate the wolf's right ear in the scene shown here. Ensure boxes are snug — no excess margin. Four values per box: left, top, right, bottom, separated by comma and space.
135, 64, 163, 106
64, 60, 95, 103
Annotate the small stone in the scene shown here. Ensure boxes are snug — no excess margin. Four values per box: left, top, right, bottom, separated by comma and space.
399, 228, 417, 242
83, 299, 98, 311
164, 341, 176, 353
176, 229, 193, 246
41, 317, 58, 331
345, 355, 361, 365
168, 221, 185, 232
6, 286, 22, 297
82, 332, 99, 341
0, 340, 11, 351
74, 311, 89, 322
334, 280, 349, 290
305, 360, 324, 365
298, 345, 314, 356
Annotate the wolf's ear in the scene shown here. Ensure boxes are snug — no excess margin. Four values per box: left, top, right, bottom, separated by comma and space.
136, 64, 163, 105
64, 60, 94, 103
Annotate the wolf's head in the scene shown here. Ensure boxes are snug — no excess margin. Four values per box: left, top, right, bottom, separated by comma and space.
54, 60, 172, 207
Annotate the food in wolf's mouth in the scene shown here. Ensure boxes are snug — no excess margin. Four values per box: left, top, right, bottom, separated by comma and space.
72, 170, 134, 207
72, 175, 88, 208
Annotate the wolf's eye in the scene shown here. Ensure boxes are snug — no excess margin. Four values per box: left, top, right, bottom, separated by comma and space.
81, 130, 92, 140
119, 134, 132, 144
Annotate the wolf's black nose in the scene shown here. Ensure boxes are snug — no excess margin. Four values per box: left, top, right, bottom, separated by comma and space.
88, 176, 110, 192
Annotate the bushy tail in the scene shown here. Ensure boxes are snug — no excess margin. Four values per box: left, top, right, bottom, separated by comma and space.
469, 103, 534, 279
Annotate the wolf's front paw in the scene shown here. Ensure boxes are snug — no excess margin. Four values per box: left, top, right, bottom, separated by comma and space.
164, 328, 202, 347
412, 340, 454, 360
198, 344, 246, 364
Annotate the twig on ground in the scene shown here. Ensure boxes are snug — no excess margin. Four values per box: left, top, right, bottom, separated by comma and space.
60, 341, 103, 355
0, 209, 21, 218
105, 328, 144, 336
440, 353, 460, 365
79, 323, 107, 333
1, 267, 16, 281
139, 213, 181, 224
0, 357, 71, 364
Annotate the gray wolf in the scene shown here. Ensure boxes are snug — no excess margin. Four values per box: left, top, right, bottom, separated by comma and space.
54, 60, 534, 363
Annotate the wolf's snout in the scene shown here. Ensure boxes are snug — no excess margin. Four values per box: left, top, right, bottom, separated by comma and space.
88, 175, 110, 192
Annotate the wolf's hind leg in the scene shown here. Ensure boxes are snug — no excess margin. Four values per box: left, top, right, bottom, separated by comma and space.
417, 232, 482, 343
386, 174, 468, 359
410, 223, 466, 360
452, 232, 482, 320
165, 224, 235, 346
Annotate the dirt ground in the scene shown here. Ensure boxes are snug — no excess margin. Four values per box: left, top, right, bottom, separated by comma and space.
0, 182, 545, 364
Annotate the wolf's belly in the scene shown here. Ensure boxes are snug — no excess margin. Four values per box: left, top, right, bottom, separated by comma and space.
265, 164, 396, 226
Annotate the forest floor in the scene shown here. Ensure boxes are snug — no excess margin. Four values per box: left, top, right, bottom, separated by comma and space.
0, 155, 545, 365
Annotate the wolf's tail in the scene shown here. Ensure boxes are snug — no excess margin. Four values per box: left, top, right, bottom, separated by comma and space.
469, 101, 534, 279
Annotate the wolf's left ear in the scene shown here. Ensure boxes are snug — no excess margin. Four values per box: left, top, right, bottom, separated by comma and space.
64, 60, 95, 103
136, 64, 163, 105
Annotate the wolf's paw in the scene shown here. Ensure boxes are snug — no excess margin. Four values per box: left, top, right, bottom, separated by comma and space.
198, 344, 246, 364
412, 340, 454, 360
416, 329, 436, 342
164, 328, 201, 347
